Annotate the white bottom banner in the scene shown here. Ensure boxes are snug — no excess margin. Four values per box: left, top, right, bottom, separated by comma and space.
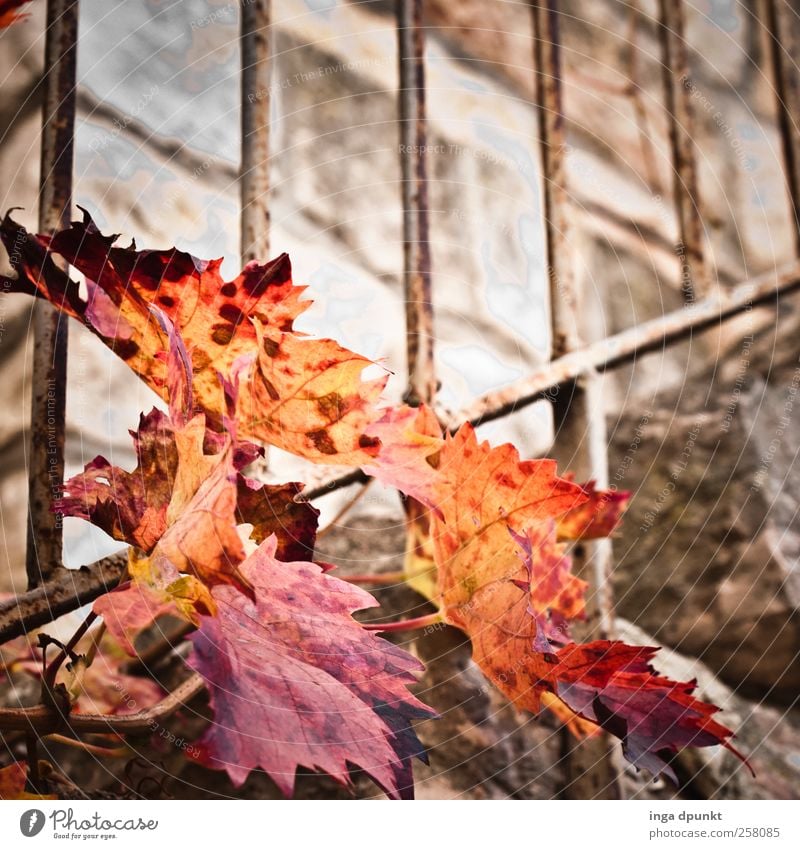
0, 800, 797, 848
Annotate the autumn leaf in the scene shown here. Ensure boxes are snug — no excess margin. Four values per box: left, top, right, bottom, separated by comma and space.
187, 536, 435, 798
60, 409, 181, 552
391, 421, 583, 605
556, 479, 631, 541
1, 210, 387, 466
362, 404, 444, 509
62, 316, 318, 586
93, 582, 178, 657
0, 763, 55, 800
549, 641, 749, 780
387, 424, 745, 777
430, 423, 586, 613
444, 531, 745, 777
235, 478, 318, 561
0, 0, 31, 28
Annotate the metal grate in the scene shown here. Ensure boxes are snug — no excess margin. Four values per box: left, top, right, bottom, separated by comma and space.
11, 0, 800, 796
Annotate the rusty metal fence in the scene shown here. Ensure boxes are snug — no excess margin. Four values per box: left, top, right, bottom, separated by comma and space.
3, 0, 800, 798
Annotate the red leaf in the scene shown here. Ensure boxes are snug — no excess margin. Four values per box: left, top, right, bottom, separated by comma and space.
93, 582, 176, 656
556, 479, 631, 540
0, 0, 31, 29
187, 536, 435, 798
551, 641, 750, 781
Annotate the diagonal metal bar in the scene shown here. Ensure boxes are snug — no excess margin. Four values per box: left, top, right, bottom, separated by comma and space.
458, 260, 800, 429
531, 0, 620, 799
397, 0, 436, 406
658, 0, 708, 302
765, 0, 800, 256
25, 0, 78, 589
240, 0, 272, 264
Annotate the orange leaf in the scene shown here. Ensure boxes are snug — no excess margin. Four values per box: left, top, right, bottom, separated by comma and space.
0, 763, 55, 800
236, 323, 387, 465
431, 424, 585, 613
1, 211, 387, 466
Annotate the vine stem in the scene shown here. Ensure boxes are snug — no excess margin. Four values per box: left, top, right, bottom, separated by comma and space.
341, 571, 405, 586
316, 479, 374, 539
44, 734, 128, 758
0, 673, 205, 735
25, 735, 40, 793
362, 612, 441, 632
43, 610, 98, 690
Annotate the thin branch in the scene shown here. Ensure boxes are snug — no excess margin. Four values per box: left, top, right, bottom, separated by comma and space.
302, 468, 368, 501
341, 571, 405, 586
316, 479, 374, 538
44, 733, 128, 758
43, 610, 97, 690
362, 612, 441, 632
25, 735, 40, 792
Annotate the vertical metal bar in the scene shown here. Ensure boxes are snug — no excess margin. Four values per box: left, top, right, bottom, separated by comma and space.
531, 0, 620, 799
626, 0, 664, 197
658, 0, 708, 302
397, 0, 436, 406
765, 0, 800, 256
26, 0, 78, 589
532, 0, 577, 360
240, 0, 271, 264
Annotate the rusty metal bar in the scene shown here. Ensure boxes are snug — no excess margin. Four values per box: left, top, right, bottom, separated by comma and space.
532, 0, 577, 359
658, 0, 708, 302
460, 259, 800, 428
25, 0, 78, 589
765, 0, 800, 256
531, 0, 620, 799
626, 0, 664, 197
240, 0, 271, 263
397, 0, 436, 406
0, 551, 126, 645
